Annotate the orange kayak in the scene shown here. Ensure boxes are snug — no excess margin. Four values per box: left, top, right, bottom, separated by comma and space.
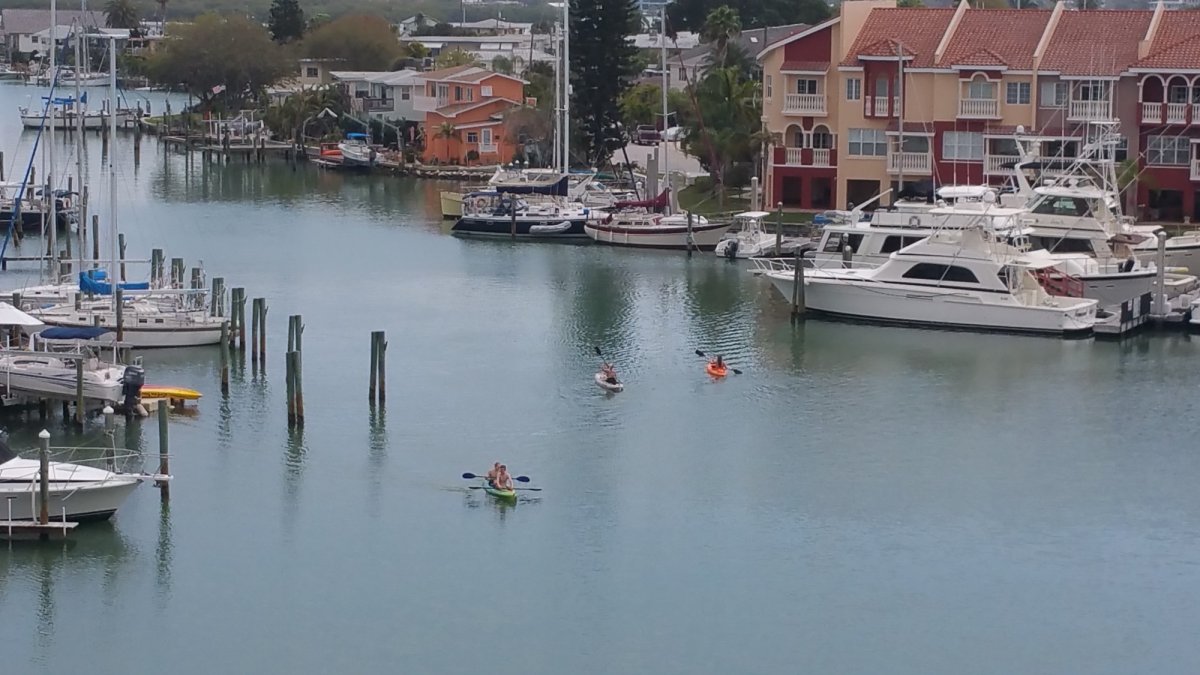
706, 362, 727, 378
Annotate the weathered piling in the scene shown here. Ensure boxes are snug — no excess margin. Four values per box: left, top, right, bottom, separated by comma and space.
211, 277, 225, 317
510, 205, 517, 239
369, 330, 387, 405
285, 313, 304, 427
118, 233, 127, 280
190, 268, 202, 294
75, 359, 85, 426
251, 298, 261, 366
686, 212, 695, 257
369, 332, 379, 402
91, 215, 99, 266
171, 258, 184, 287
257, 298, 267, 362
151, 248, 164, 286
38, 429, 50, 524
230, 287, 245, 349
286, 350, 296, 425
775, 202, 784, 257
115, 287, 125, 342
157, 403, 170, 500
376, 331, 386, 405
219, 321, 230, 395
792, 248, 806, 319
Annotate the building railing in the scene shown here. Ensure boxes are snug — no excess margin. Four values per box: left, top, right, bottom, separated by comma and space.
479, 142, 498, 154
886, 151, 932, 174
775, 147, 836, 167
1067, 99, 1112, 121
812, 148, 831, 167
1192, 159, 1200, 182
1142, 101, 1162, 123
783, 93, 827, 116
958, 98, 999, 119
1167, 102, 1189, 124
985, 154, 1021, 174
412, 95, 443, 112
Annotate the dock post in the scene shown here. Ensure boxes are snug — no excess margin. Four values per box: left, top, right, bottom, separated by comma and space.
118, 233, 127, 281
791, 249, 806, 319
1154, 231, 1168, 316
775, 202, 783, 257
190, 267, 202, 292
510, 203, 517, 239
231, 288, 245, 349
151, 248, 163, 286
369, 332, 379, 402
251, 298, 260, 367
103, 406, 115, 470
91, 215, 99, 267
211, 277, 225, 316
171, 258, 184, 287
376, 330, 386, 405
11, 292, 20, 310
257, 298, 267, 363
157, 403, 170, 500
38, 429, 50, 525
686, 212, 694, 258
220, 321, 230, 396
286, 349, 296, 426
115, 287, 124, 342
75, 358, 85, 426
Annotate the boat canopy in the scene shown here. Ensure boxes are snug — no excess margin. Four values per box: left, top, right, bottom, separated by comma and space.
79, 270, 151, 296
0, 302, 43, 327
495, 175, 569, 197
346, 133, 368, 139
735, 211, 771, 220
614, 189, 669, 210
38, 326, 113, 340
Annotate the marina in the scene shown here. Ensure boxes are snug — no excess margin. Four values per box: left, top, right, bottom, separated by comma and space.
2, 52, 1200, 675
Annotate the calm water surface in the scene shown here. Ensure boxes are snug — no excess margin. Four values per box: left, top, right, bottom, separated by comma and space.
0, 83, 1199, 674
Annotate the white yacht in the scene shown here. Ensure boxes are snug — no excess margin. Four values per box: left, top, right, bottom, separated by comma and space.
761, 228, 1098, 335
714, 211, 807, 259
33, 296, 225, 348
337, 133, 375, 168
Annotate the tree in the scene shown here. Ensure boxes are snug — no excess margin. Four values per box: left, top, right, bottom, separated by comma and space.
144, 13, 291, 111
268, 0, 305, 44
491, 55, 514, 75
679, 66, 763, 192
405, 42, 430, 60
436, 122, 458, 161
303, 15, 400, 71
504, 106, 553, 166
264, 85, 346, 141
570, 0, 641, 167
700, 5, 741, 71
668, 0, 829, 32
435, 48, 478, 69
896, 0, 924, 6
619, 82, 661, 129
523, 61, 555, 109
104, 0, 140, 31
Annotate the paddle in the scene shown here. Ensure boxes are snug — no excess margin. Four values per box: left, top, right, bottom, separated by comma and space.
462, 472, 531, 483
467, 485, 543, 492
694, 349, 742, 375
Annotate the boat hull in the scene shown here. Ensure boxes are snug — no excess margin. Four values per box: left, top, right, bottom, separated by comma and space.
594, 372, 623, 392
35, 316, 224, 348
766, 273, 1096, 335
440, 191, 464, 219
452, 216, 591, 239
0, 479, 140, 521
584, 220, 730, 250
0, 359, 125, 403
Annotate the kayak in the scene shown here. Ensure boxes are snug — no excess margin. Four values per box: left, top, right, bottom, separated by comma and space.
483, 482, 517, 501
706, 363, 728, 378
140, 386, 203, 400
594, 372, 624, 392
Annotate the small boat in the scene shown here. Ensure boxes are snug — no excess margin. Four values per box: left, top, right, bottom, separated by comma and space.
337, 133, 376, 168
483, 481, 517, 502
139, 386, 202, 401
530, 221, 573, 235
714, 211, 808, 259
706, 362, 728, 378
594, 371, 624, 392
453, 180, 601, 240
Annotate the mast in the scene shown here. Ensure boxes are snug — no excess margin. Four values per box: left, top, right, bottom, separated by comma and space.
49, 0, 58, 274
660, 6, 669, 211
108, 36, 117, 310
551, 23, 560, 171
896, 41, 904, 202
561, 0, 569, 171
75, 20, 85, 266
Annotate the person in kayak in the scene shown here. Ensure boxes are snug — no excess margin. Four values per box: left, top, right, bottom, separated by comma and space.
600, 363, 618, 385
711, 355, 725, 370
494, 465, 514, 491
486, 462, 501, 486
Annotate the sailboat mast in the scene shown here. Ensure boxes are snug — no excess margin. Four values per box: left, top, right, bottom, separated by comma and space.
49, 0, 58, 274
660, 6, 669, 211
108, 36, 117, 307
75, 19, 85, 267
561, 0, 569, 171
896, 41, 905, 200
551, 23, 560, 171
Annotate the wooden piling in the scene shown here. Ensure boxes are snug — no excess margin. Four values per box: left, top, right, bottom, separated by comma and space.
211, 277, 225, 317
686, 212, 695, 257
190, 267, 202, 292
91, 215, 99, 266
171, 258, 184, 287
38, 430, 50, 525
151, 248, 164, 286
369, 332, 379, 402
251, 298, 260, 366
220, 321, 230, 396
157, 403, 170, 500
510, 202, 517, 239
231, 288, 245, 349
376, 330, 386, 405
775, 202, 784, 257
791, 248, 806, 319
286, 350, 296, 426
75, 358, 85, 426
115, 287, 124, 342
257, 299, 267, 362
118, 233, 127, 281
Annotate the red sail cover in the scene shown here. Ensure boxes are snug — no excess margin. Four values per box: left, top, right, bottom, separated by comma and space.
614, 189, 670, 210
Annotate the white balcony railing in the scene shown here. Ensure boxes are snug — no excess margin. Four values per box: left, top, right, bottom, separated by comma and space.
1192, 159, 1200, 182
871, 95, 895, 117
958, 98, 999, 119
812, 148, 831, 167
783, 93, 827, 116
1167, 102, 1188, 124
1067, 99, 1112, 121
1142, 101, 1162, 123
412, 95, 441, 112
784, 148, 803, 165
985, 154, 1021, 175
479, 143, 498, 154
886, 151, 932, 175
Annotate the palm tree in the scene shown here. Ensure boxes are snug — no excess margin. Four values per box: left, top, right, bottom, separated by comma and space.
700, 6, 741, 71
104, 0, 139, 30
437, 122, 458, 162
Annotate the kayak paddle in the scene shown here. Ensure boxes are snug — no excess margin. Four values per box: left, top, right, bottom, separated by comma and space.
693, 349, 742, 375
467, 485, 543, 492
462, 472, 531, 483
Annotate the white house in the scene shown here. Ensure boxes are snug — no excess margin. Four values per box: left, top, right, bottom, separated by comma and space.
0, 8, 101, 56
331, 69, 424, 122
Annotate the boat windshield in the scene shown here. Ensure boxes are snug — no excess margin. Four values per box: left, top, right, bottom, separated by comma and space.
1031, 196, 1094, 218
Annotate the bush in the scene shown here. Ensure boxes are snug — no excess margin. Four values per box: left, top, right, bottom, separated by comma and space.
466, 149, 480, 162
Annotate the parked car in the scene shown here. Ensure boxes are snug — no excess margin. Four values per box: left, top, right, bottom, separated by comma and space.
634, 125, 661, 145
662, 126, 684, 141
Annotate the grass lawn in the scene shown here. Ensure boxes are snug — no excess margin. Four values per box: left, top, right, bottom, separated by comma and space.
677, 183, 814, 224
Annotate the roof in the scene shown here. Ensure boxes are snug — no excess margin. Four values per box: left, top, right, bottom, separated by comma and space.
331, 70, 422, 86
451, 19, 532, 30
841, 8, 955, 68
1039, 10, 1153, 77
0, 8, 101, 35
780, 60, 829, 72
419, 65, 526, 85
938, 9, 1051, 71
428, 97, 522, 118
1131, 10, 1200, 71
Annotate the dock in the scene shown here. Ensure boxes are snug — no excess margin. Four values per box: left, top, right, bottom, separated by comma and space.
161, 135, 297, 163
0, 519, 78, 541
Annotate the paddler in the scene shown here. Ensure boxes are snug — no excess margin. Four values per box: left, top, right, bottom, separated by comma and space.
486, 462, 501, 486
601, 363, 619, 385
711, 355, 725, 370
494, 465, 514, 491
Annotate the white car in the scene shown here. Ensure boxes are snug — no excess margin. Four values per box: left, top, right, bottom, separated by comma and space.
663, 126, 684, 141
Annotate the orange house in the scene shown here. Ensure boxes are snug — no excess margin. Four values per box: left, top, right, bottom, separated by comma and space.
415, 66, 526, 165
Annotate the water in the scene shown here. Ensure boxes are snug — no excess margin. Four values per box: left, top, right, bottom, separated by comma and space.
1, 83, 1200, 674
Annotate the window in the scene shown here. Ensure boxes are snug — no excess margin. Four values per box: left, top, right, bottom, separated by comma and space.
874, 76, 890, 98
1076, 82, 1109, 101
1114, 136, 1127, 162
765, 75, 773, 99
455, 86, 463, 101
1147, 134, 1190, 166
822, 233, 865, 253
795, 79, 818, 95
466, 132, 479, 143
466, 88, 475, 102
1006, 81, 1030, 105
902, 263, 979, 284
880, 236, 923, 253
1168, 83, 1190, 104
481, 85, 493, 97
846, 78, 861, 101
1032, 196, 1092, 217
482, 129, 493, 146
943, 131, 983, 161
305, 67, 319, 78
848, 128, 887, 157
400, 86, 411, 101
966, 77, 995, 100
1040, 81, 1068, 107
811, 127, 833, 150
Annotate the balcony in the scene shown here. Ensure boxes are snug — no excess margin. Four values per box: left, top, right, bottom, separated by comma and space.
1067, 99, 1112, 122
812, 148, 831, 167
365, 98, 394, 112
1142, 101, 1162, 123
1192, 159, 1200, 182
783, 93, 827, 116
985, 154, 1021, 175
1167, 102, 1189, 124
864, 95, 899, 118
479, 143, 498, 154
412, 95, 444, 112
958, 98, 999, 119
774, 147, 836, 168
886, 151, 932, 175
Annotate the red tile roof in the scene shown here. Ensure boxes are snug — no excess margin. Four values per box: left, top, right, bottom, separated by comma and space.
938, 9, 1051, 71
780, 60, 830, 72
1131, 11, 1200, 71
954, 48, 1008, 68
1040, 10, 1153, 77
841, 8, 955, 68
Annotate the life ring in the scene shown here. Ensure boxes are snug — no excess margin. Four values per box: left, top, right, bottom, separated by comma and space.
652, 216, 662, 225
472, 196, 489, 211
908, 216, 920, 227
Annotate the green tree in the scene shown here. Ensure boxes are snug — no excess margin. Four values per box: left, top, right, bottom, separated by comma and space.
679, 66, 762, 192
491, 55, 514, 75
668, 0, 829, 32
699, 5, 740, 71
145, 13, 291, 111
436, 122, 458, 161
303, 15, 400, 71
896, 0, 924, 6
264, 85, 346, 141
504, 106, 553, 166
104, 0, 140, 30
435, 48, 478, 69
307, 13, 330, 31
619, 82, 661, 129
523, 61, 555, 109
570, 0, 641, 167
404, 42, 430, 60
268, 0, 305, 44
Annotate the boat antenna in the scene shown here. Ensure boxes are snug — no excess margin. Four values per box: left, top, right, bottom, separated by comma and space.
660, 5, 669, 214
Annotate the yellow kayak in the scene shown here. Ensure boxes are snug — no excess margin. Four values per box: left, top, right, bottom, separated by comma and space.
140, 386, 202, 401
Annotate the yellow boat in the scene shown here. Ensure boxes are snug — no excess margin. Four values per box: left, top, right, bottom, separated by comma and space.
140, 386, 202, 401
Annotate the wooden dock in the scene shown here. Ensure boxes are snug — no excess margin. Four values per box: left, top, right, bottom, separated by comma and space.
162, 135, 297, 163
0, 519, 78, 541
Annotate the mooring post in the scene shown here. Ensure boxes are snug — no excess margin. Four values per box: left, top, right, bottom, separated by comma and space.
286, 349, 296, 426
91, 215, 99, 267
211, 277, 225, 317
257, 298, 268, 362
115, 286, 124, 342
11, 291, 20, 310
220, 321, 230, 396
151, 248, 163, 286
251, 298, 260, 366
510, 202, 517, 239
171, 258, 184, 287
775, 202, 784, 257
118, 233, 127, 281
686, 212, 694, 258
792, 248, 806, 319
75, 358, 85, 426
369, 331, 379, 402
157, 402, 170, 500
376, 330, 386, 405
230, 288, 244, 348
38, 429, 50, 525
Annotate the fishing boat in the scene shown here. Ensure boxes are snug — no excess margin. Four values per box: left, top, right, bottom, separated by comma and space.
337, 133, 376, 168
760, 227, 1098, 336
714, 211, 808, 259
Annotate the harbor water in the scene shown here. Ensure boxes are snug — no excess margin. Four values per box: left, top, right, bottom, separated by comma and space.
2, 84, 1200, 674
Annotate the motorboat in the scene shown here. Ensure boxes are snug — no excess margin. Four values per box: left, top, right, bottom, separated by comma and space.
0, 182, 76, 233
337, 133, 376, 168
0, 440, 163, 522
760, 228, 1098, 336
714, 211, 807, 259
0, 352, 139, 405
440, 169, 635, 218
583, 189, 728, 250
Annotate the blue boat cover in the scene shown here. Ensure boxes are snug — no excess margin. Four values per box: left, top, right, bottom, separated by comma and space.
496, 175, 569, 197
346, 133, 368, 139
39, 326, 112, 340
79, 270, 150, 295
